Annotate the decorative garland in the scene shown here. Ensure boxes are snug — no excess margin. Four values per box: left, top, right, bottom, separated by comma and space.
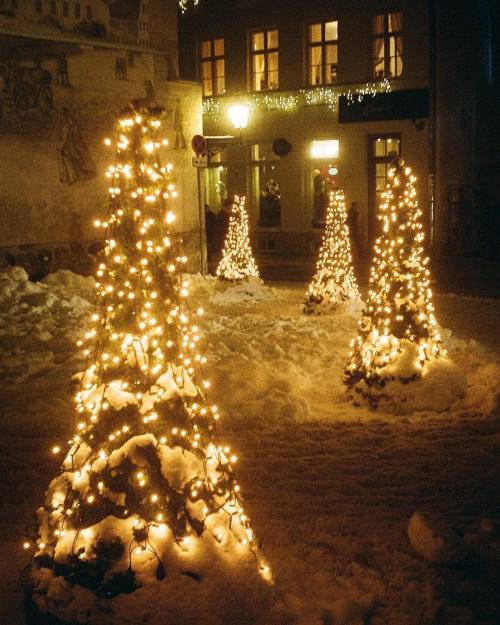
202, 79, 391, 118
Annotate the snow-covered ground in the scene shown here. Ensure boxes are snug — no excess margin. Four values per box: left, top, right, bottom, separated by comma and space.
0, 269, 499, 625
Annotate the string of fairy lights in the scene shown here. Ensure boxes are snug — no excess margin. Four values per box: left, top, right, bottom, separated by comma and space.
344, 159, 443, 400
304, 188, 360, 313
202, 79, 391, 118
26, 105, 271, 603
216, 195, 260, 281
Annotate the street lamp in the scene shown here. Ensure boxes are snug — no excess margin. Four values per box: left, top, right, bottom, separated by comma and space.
228, 104, 250, 142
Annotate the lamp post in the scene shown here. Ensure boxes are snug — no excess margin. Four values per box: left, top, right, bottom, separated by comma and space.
226, 104, 250, 201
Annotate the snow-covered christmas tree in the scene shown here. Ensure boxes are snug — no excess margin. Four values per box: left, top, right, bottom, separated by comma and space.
304, 188, 360, 314
344, 159, 463, 409
27, 105, 272, 624
216, 195, 260, 281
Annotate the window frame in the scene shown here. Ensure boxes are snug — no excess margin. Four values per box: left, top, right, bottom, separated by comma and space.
306, 19, 339, 86
199, 38, 225, 97
371, 11, 404, 79
249, 27, 279, 92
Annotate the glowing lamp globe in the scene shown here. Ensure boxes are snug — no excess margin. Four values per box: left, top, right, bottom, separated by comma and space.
228, 104, 250, 130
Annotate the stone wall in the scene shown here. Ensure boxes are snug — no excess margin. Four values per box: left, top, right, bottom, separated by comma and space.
0, 36, 202, 276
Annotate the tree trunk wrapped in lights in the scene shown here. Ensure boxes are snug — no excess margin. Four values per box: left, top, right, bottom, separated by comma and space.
304, 188, 361, 314
344, 159, 450, 407
26, 105, 271, 624
216, 195, 260, 281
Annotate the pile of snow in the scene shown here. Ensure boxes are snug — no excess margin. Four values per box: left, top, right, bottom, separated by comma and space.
210, 276, 276, 305
350, 346, 467, 414
0, 267, 94, 383
408, 510, 463, 564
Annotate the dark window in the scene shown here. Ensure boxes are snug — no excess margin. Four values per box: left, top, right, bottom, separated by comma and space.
307, 20, 338, 85
86, 4, 92, 20
250, 29, 278, 91
12, 0, 18, 9
34, 0, 42, 12
75, 2, 80, 18
372, 12, 403, 78
252, 144, 281, 227
50, 0, 56, 14
62, 1, 68, 17
200, 38, 225, 97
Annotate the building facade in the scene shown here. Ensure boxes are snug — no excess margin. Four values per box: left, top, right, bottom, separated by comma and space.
0, 1, 203, 275
180, 0, 431, 256
2, 0, 110, 31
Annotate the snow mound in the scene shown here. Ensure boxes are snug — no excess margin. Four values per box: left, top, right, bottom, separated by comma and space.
0, 267, 93, 383
351, 353, 467, 413
185, 273, 217, 299
210, 276, 276, 305
408, 511, 463, 563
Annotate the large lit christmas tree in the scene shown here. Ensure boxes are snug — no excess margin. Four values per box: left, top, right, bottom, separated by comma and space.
344, 159, 445, 406
304, 188, 360, 314
27, 105, 271, 624
216, 195, 260, 281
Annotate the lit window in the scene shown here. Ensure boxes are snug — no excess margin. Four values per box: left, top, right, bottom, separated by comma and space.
250, 29, 279, 91
309, 139, 339, 159
307, 20, 338, 85
200, 39, 225, 97
372, 12, 403, 78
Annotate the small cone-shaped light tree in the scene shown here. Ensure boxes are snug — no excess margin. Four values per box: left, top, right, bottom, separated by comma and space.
344, 159, 444, 403
27, 105, 271, 622
216, 195, 260, 281
304, 188, 360, 313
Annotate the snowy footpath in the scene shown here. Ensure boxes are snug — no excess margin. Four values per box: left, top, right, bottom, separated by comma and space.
0, 268, 499, 625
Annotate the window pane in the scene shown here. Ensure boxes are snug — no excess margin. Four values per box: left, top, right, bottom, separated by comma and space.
268, 51, 278, 89
372, 14, 384, 35
325, 44, 337, 65
267, 29, 278, 49
325, 21, 338, 41
386, 138, 400, 156
215, 59, 225, 94
202, 79, 212, 97
372, 38, 385, 77
376, 163, 387, 177
309, 23, 321, 43
253, 53, 265, 90
309, 46, 322, 84
389, 12, 403, 32
214, 38, 224, 56
200, 40, 211, 58
374, 138, 386, 157
201, 61, 212, 81
252, 31, 265, 51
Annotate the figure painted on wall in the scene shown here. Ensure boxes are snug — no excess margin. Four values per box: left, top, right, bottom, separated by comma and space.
0, 61, 53, 120
56, 55, 70, 87
57, 107, 96, 185
115, 57, 127, 80
173, 101, 186, 150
